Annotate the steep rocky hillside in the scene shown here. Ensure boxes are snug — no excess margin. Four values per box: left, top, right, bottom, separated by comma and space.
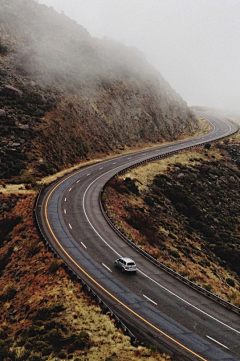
103, 131, 240, 306
0, 0, 198, 183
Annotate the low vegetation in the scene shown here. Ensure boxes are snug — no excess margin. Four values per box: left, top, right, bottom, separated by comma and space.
0, 0, 198, 185
103, 128, 240, 306
0, 193, 173, 360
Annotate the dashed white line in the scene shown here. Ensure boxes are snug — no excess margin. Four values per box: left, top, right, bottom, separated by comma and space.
206, 335, 229, 350
143, 294, 157, 305
87, 173, 91, 176
102, 263, 112, 272
99, 167, 103, 170
64, 198, 67, 202
81, 242, 87, 249
77, 179, 81, 183
68, 223, 72, 229
112, 162, 116, 165
69, 187, 72, 192
82, 165, 240, 336
64, 209, 66, 214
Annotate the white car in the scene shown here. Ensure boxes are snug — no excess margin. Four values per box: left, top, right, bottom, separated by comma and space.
114, 257, 137, 273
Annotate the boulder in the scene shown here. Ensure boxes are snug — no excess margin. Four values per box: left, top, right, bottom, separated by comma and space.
3, 85, 23, 99
20, 124, 29, 130
0, 109, 6, 117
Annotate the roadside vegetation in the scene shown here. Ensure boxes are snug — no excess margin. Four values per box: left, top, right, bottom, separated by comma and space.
0, 193, 173, 360
103, 127, 240, 306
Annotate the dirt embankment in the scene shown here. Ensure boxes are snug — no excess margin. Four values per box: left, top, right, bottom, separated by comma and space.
0, 192, 174, 361
103, 133, 240, 306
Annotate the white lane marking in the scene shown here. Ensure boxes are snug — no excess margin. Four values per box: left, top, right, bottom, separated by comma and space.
81, 242, 87, 249
82, 164, 240, 336
143, 294, 157, 305
87, 173, 91, 176
112, 162, 116, 164
64, 198, 67, 202
69, 188, 72, 192
83, 163, 133, 256
68, 223, 72, 229
137, 269, 240, 335
77, 179, 81, 183
99, 167, 103, 170
64, 209, 66, 214
102, 263, 112, 272
206, 335, 229, 350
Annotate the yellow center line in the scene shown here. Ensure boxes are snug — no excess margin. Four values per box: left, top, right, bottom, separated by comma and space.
43, 169, 209, 361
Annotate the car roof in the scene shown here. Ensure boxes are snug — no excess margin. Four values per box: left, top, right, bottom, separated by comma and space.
120, 257, 135, 263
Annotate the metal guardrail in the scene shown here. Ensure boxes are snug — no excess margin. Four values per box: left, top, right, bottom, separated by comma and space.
34, 186, 136, 344
100, 140, 240, 315
34, 123, 240, 349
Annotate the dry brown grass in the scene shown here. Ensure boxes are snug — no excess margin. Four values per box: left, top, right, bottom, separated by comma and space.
122, 146, 223, 193
0, 194, 174, 361
105, 137, 240, 306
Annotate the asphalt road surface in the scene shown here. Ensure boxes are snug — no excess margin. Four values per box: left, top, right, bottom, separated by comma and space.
37, 113, 240, 361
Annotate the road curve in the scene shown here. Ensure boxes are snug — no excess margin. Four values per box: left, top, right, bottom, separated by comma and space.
36, 113, 240, 361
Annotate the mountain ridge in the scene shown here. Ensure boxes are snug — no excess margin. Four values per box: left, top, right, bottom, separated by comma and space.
0, 0, 198, 183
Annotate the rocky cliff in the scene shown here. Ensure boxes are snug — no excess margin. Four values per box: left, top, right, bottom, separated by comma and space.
0, 0, 198, 181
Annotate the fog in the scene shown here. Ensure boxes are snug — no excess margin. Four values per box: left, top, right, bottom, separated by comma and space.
38, 0, 240, 114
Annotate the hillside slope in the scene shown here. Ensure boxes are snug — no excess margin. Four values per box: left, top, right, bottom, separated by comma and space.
0, 193, 173, 361
103, 131, 240, 306
0, 0, 198, 182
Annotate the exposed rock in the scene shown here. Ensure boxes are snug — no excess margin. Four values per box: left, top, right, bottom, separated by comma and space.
0, 0, 199, 180
0, 109, 6, 117
19, 124, 29, 130
177, 173, 185, 179
2, 85, 23, 99
11, 142, 20, 147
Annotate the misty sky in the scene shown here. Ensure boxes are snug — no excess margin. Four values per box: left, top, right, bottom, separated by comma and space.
38, 0, 240, 113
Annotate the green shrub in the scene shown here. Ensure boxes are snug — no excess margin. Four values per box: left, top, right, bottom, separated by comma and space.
29, 356, 44, 361
144, 196, 154, 206
199, 259, 210, 267
169, 249, 180, 259
0, 340, 14, 359
124, 177, 139, 195
58, 350, 67, 359
25, 341, 33, 350
0, 42, 8, 55
226, 278, 235, 287
72, 331, 90, 350
27, 240, 42, 257
0, 285, 17, 302
42, 345, 53, 356
0, 327, 8, 340
203, 284, 212, 292
109, 177, 129, 194
175, 202, 188, 216
49, 259, 62, 273
34, 304, 65, 321
44, 329, 65, 348
204, 143, 211, 150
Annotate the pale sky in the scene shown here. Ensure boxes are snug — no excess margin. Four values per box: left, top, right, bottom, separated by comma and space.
38, 0, 240, 113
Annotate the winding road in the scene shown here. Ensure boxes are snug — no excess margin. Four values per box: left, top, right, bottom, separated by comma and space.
36, 112, 240, 361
